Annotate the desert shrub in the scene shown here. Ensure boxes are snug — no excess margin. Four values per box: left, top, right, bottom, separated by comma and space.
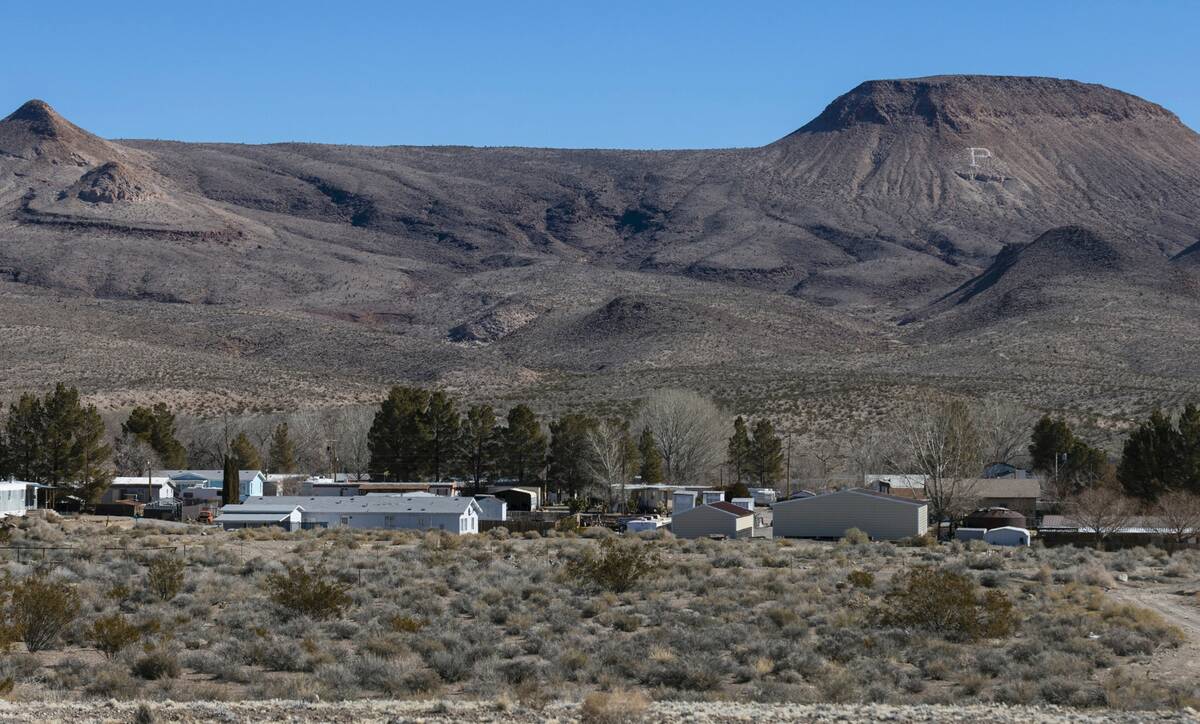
1075, 563, 1116, 588
10, 575, 80, 652
877, 567, 1016, 642
580, 689, 649, 723
840, 528, 869, 545
89, 613, 142, 659
132, 649, 181, 680
84, 666, 141, 699
847, 570, 875, 588
387, 614, 424, 633
567, 538, 661, 593
264, 565, 351, 620
145, 556, 186, 602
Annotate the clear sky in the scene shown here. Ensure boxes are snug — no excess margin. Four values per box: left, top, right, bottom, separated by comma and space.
2, 1, 1197, 148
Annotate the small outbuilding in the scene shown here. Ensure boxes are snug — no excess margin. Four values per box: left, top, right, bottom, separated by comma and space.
984, 526, 1031, 547
772, 488, 928, 541
964, 506, 1027, 530
473, 495, 508, 522
671, 501, 753, 539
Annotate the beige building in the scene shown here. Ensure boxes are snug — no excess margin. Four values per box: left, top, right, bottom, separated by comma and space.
960, 478, 1041, 518
773, 488, 927, 541
670, 501, 754, 539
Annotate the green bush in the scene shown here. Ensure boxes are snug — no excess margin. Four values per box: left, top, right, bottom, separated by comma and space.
877, 566, 1017, 642
90, 613, 142, 659
10, 575, 80, 652
847, 570, 875, 589
566, 538, 661, 593
146, 556, 185, 602
264, 565, 351, 620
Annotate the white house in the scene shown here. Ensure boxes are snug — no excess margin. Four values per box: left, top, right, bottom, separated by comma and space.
216, 503, 303, 531
100, 476, 174, 504
671, 501, 754, 539
773, 488, 928, 541
0, 478, 34, 518
162, 470, 266, 503
220, 495, 482, 534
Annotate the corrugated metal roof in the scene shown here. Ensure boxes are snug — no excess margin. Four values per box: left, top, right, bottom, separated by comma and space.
239, 495, 479, 515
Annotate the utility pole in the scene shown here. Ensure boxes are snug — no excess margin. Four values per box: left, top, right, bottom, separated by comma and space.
325, 438, 339, 483
785, 434, 792, 498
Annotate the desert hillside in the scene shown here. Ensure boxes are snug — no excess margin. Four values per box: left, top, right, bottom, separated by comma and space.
2, 75, 1200, 425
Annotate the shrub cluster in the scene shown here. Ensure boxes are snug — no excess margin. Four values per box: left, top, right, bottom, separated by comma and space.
877, 566, 1017, 642
264, 565, 352, 620
567, 538, 661, 593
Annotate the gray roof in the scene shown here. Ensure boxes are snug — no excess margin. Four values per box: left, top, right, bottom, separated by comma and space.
162, 470, 263, 483
236, 495, 480, 516
774, 487, 928, 509
216, 511, 295, 523
962, 478, 1041, 499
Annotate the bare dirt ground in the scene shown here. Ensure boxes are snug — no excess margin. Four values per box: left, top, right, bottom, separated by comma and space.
0, 700, 1195, 724
1108, 582, 1200, 687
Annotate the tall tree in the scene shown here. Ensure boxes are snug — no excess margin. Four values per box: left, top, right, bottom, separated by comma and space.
1029, 415, 1074, 476
113, 431, 161, 477
748, 418, 784, 487
424, 390, 461, 482
636, 389, 724, 484
500, 405, 547, 486
38, 384, 112, 502
122, 403, 186, 468
3, 394, 44, 481
637, 427, 663, 484
367, 386, 431, 480
890, 399, 984, 532
1117, 409, 1183, 501
587, 418, 638, 511
727, 416, 751, 485
229, 432, 261, 470
1177, 403, 1200, 490
461, 404, 498, 491
267, 423, 297, 474
221, 456, 240, 505
547, 413, 598, 498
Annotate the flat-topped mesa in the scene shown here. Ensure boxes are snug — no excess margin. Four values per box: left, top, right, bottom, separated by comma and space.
791, 75, 1179, 135
72, 160, 158, 204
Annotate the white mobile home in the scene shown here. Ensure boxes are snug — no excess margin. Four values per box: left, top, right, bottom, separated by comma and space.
773, 488, 927, 541
671, 501, 754, 539
216, 503, 303, 531
100, 477, 174, 504
223, 495, 482, 534
0, 479, 34, 518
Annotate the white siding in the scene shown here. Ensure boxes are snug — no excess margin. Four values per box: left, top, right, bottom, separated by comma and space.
773, 490, 927, 540
0, 482, 28, 517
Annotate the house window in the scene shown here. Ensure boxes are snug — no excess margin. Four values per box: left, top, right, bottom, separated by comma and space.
339, 516, 350, 527
384, 515, 396, 528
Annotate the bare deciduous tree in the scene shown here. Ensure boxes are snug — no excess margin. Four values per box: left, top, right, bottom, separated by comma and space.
1153, 490, 1200, 552
889, 399, 985, 534
977, 400, 1037, 467
587, 419, 630, 511
1070, 483, 1137, 548
636, 389, 724, 485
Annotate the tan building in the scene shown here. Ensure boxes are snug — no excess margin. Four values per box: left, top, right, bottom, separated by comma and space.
773, 488, 928, 541
670, 501, 754, 539
963, 478, 1041, 519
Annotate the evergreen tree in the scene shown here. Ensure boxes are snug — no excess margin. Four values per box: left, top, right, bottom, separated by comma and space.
268, 423, 297, 474
39, 384, 112, 502
1177, 403, 1200, 490
229, 432, 261, 470
3, 394, 44, 481
424, 390, 461, 481
121, 403, 186, 468
222, 455, 239, 505
461, 404, 497, 491
1118, 409, 1184, 500
367, 386, 431, 480
637, 427, 663, 483
500, 405, 547, 486
547, 413, 598, 498
748, 418, 784, 487
727, 416, 751, 485
1029, 416, 1074, 474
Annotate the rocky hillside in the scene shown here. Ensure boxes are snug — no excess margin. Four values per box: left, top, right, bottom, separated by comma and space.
1, 75, 1199, 420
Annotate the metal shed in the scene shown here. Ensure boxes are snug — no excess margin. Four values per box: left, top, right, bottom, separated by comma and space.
772, 488, 927, 541
670, 501, 753, 539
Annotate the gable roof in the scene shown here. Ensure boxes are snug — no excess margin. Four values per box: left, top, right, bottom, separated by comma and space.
962, 478, 1041, 498
162, 470, 264, 484
701, 501, 753, 517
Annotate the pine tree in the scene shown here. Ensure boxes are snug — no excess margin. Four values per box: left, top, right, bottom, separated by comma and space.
1118, 409, 1183, 501
424, 391, 461, 482
3, 394, 44, 481
547, 413, 597, 498
39, 384, 112, 502
1177, 403, 1200, 491
268, 423, 297, 474
367, 386, 431, 480
501, 405, 547, 486
727, 416, 751, 485
222, 456, 240, 505
122, 403, 186, 468
461, 404, 497, 491
637, 427, 663, 484
1029, 416, 1074, 474
229, 432, 261, 470
748, 418, 784, 487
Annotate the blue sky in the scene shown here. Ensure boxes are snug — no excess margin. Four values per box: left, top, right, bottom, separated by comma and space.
2, 1, 1197, 148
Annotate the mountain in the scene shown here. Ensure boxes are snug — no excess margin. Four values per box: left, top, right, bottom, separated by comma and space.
2, 75, 1200, 426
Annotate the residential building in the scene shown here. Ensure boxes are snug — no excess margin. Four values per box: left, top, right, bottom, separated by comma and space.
0, 478, 34, 518
773, 488, 928, 541
964, 478, 1041, 519
100, 476, 174, 504
218, 495, 482, 534
161, 470, 266, 503
671, 501, 754, 539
